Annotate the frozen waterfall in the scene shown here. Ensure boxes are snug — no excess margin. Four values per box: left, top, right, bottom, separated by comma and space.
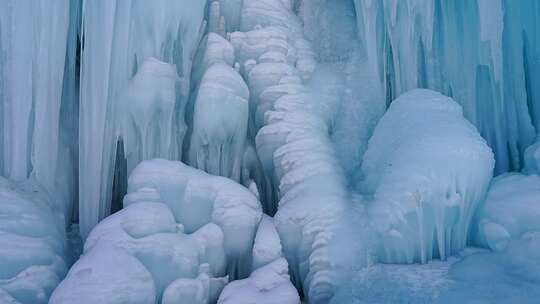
0, 0, 539, 303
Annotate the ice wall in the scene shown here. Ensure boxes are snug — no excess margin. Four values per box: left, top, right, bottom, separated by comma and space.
78, 0, 207, 238
0, 0, 74, 219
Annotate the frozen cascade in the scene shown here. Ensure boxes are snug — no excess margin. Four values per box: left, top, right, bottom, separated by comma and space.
0, 0, 74, 220
0, 0, 539, 303
78, 0, 207, 238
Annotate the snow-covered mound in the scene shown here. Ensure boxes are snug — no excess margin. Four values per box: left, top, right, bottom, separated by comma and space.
218, 258, 300, 304
474, 173, 540, 251
51, 182, 231, 303
0, 178, 67, 304
360, 89, 494, 264
127, 159, 262, 279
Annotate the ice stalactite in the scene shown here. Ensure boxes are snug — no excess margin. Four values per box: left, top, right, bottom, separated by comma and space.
78, 0, 207, 238
122, 57, 178, 175
187, 32, 249, 183
0, 0, 72, 214
351, 0, 540, 174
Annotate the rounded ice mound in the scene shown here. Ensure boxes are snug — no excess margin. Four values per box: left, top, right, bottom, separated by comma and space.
122, 57, 179, 174
474, 173, 540, 251
49, 244, 156, 304
217, 258, 300, 304
360, 89, 494, 264
0, 178, 67, 303
52, 190, 229, 303
128, 159, 263, 279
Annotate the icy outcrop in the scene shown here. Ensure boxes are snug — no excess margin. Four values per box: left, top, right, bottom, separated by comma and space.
122, 57, 179, 174
474, 173, 540, 251
188, 63, 249, 182
127, 159, 262, 279
0, 178, 67, 304
218, 258, 300, 304
51, 187, 229, 303
360, 89, 494, 264
78, 0, 207, 238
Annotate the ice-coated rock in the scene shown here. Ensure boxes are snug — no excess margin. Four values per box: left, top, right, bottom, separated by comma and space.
474, 173, 540, 251
0, 178, 67, 304
217, 258, 300, 304
128, 159, 263, 279
189, 63, 249, 182
360, 89, 495, 263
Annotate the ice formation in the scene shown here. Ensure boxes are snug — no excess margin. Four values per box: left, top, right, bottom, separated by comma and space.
218, 258, 300, 304
0, 0, 539, 303
474, 173, 540, 251
360, 89, 494, 263
0, 178, 67, 303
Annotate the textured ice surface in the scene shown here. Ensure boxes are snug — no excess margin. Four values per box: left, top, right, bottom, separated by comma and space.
218, 258, 300, 304
0, 178, 67, 303
360, 89, 494, 263
127, 159, 262, 279
332, 234, 540, 304
52, 176, 230, 303
474, 173, 540, 251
